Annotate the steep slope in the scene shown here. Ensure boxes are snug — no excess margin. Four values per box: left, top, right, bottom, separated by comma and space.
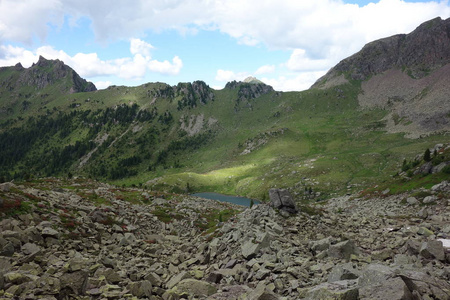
313, 17, 450, 137
1, 17, 449, 200
0, 56, 96, 119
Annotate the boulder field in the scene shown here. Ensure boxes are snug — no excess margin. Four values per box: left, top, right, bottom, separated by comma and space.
0, 179, 449, 299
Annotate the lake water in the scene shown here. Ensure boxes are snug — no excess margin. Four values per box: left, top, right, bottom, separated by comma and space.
192, 192, 260, 207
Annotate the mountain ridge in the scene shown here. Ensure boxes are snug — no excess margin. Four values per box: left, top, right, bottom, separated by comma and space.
313, 17, 450, 86
0, 18, 448, 200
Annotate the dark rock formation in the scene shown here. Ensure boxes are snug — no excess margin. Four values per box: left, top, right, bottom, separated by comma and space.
268, 188, 298, 214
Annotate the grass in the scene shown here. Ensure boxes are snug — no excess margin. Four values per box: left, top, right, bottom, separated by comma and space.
1, 72, 448, 202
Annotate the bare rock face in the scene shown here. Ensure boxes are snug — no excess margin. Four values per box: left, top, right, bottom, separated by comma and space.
314, 17, 450, 85
268, 188, 298, 214
10, 55, 97, 93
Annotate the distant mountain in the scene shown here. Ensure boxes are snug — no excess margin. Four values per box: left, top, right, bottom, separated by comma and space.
0, 55, 96, 94
243, 76, 265, 84
0, 19, 448, 199
313, 17, 450, 137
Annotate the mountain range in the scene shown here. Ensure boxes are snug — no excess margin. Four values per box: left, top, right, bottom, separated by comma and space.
0, 17, 449, 200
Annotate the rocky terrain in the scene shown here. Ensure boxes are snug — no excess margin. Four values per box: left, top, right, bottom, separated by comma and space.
313, 17, 450, 136
0, 175, 449, 299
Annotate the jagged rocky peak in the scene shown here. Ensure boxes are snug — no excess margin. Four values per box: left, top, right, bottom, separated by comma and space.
12, 56, 97, 93
313, 17, 450, 87
243, 76, 264, 84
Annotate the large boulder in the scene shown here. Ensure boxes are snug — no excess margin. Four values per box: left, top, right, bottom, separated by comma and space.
328, 240, 360, 260
301, 280, 359, 300
268, 188, 298, 214
171, 279, 217, 297
420, 240, 445, 261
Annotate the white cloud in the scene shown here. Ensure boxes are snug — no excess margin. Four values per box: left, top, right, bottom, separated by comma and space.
286, 49, 333, 72
215, 69, 249, 82
94, 80, 112, 89
262, 71, 327, 92
148, 56, 183, 75
1, 0, 450, 91
130, 38, 154, 57
0, 39, 183, 80
255, 65, 275, 75
0, 0, 63, 45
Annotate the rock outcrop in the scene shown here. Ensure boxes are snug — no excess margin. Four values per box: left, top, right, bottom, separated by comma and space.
269, 188, 298, 214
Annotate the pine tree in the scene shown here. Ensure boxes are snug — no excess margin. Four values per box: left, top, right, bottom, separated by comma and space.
424, 148, 431, 162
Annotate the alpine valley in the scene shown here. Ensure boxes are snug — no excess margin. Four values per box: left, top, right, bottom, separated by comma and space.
0, 17, 449, 300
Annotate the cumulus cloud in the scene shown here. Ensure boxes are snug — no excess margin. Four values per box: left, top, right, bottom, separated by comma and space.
262, 71, 328, 92
286, 49, 332, 72
0, 39, 183, 80
255, 65, 276, 75
94, 80, 112, 89
1, 0, 450, 90
130, 38, 154, 57
215, 69, 249, 82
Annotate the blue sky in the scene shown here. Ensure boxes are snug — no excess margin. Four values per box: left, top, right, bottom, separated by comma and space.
1, 0, 450, 91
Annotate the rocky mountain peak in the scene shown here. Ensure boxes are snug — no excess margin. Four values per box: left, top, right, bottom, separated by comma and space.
243, 76, 264, 84
313, 17, 450, 87
10, 56, 97, 93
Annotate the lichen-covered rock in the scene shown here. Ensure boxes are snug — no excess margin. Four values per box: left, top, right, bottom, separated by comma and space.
172, 279, 217, 297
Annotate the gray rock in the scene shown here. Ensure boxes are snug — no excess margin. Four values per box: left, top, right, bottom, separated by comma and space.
172, 279, 217, 297
359, 276, 412, 300
423, 195, 437, 204
328, 240, 359, 260
432, 162, 450, 173
303, 280, 359, 300
0, 182, 15, 192
41, 227, 59, 238
144, 272, 162, 287
328, 263, 360, 283
309, 237, 333, 254
166, 270, 191, 289
399, 270, 450, 300
21, 243, 41, 255
128, 280, 152, 298
241, 232, 271, 259
60, 270, 88, 296
245, 284, 280, 300
0, 239, 14, 257
269, 188, 298, 214
418, 207, 429, 219
358, 264, 393, 288
406, 197, 419, 205
4, 271, 32, 284
34, 275, 61, 295
420, 240, 445, 261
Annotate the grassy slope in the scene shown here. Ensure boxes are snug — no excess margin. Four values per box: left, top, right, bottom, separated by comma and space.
0, 76, 446, 201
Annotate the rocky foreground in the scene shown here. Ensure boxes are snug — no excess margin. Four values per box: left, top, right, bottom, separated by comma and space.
0, 179, 449, 299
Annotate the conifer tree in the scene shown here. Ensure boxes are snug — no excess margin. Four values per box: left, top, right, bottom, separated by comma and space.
424, 148, 431, 162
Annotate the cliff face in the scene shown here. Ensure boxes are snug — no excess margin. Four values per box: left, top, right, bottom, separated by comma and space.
314, 17, 450, 85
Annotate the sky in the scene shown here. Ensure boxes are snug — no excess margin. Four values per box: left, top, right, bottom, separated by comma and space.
1, 0, 450, 91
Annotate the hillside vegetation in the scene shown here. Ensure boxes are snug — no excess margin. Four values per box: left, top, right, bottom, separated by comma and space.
1, 18, 449, 201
